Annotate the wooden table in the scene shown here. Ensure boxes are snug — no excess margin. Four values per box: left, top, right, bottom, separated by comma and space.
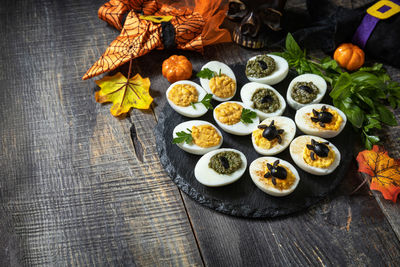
1, 0, 399, 265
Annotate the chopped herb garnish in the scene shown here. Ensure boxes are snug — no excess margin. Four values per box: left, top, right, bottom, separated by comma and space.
241, 108, 257, 123
172, 128, 193, 144
196, 68, 215, 79
196, 68, 222, 80
190, 93, 213, 110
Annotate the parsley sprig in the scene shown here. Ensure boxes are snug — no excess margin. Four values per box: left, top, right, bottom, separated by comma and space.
172, 128, 193, 144
241, 108, 257, 123
196, 68, 222, 79
190, 93, 213, 110
274, 33, 400, 149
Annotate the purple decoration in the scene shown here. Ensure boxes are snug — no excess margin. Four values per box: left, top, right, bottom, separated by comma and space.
352, 0, 400, 48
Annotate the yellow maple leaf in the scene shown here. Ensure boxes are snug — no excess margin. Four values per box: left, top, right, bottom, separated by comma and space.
95, 72, 153, 117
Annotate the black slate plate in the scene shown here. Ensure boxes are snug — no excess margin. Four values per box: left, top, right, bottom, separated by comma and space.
154, 64, 355, 218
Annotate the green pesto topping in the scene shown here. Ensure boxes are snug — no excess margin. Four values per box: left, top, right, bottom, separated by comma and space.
291, 81, 319, 104
208, 151, 242, 175
251, 88, 280, 113
246, 55, 276, 78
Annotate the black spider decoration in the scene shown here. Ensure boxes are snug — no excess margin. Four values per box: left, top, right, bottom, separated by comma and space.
264, 160, 287, 185
311, 105, 333, 127
306, 139, 330, 161
258, 120, 284, 143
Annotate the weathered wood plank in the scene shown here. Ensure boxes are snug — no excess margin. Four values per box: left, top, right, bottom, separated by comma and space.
0, 0, 202, 266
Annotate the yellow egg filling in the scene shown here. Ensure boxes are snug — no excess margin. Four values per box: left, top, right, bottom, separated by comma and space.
258, 164, 296, 191
252, 128, 278, 149
168, 84, 198, 107
215, 102, 242, 125
303, 146, 335, 168
191, 125, 221, 148
308, 108, 343, 130
209, 74, 236, 98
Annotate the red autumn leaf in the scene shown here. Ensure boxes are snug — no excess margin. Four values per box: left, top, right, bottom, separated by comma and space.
356, 145, 400, 203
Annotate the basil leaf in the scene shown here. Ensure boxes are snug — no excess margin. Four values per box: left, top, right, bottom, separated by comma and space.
285, 33, 303, 57
337, 97, 364, 128
330, 72, 352, 100
376, 104, 398, 126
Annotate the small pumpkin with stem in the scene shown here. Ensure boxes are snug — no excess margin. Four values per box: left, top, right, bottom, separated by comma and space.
162, 55, 193, 83
333, 43, 365, 71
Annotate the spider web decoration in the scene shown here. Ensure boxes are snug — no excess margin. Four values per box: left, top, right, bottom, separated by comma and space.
83, 0, 219, 80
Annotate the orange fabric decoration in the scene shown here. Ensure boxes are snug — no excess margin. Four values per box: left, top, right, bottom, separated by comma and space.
333, 43, 365, 71
162, 55, 192, 83
83, 0, 231, 80
356, 145, 400, 203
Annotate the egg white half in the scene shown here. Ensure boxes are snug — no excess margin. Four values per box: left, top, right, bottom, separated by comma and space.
199, 61, 237, 101
286, 73, 327, 110
246, 54, 289, 85
252, 116, 296, 155
295, 103, 347, 138
240, 82, 286, 120
173, 120, 223, 155
249, 156, 300, 196
289, 135, 341, 176
194, 148, 247, 187
166, 80, 208, 118
213, 101, 260, 136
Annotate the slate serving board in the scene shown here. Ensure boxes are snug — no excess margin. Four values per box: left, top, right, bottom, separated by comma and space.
154, 64, 355, 218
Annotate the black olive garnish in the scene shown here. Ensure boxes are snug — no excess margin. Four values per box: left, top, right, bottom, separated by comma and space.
219, 156, 230, 169
257, 120, 284, 144
311, 106, 333, 127
264, 160, 287, 183
298, 85, 313, 94
306, 139, 330, 159
258, 60, 268, 70
260, 95, 273, 104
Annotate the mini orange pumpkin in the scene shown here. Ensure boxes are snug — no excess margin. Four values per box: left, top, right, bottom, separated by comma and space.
333, 43, 365, 71
162, 55, 192, 83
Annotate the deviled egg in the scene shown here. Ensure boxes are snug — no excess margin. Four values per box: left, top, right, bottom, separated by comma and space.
249, 157, 300, 196
199, 61, 236, 101
290, 135, 340, 175
245, 54, 289, 85
240, 82, 286, 120
166, 80, 209, 118
213, 101, 259, 135
172, 120, 223, 155
252, 116, 296, 155
286, 73, 327, 110
194, 148, 247, 187
295, 104, 347, 138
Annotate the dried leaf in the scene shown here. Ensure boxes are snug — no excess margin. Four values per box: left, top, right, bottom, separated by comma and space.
95, 72, 152, 117
356, 145, 400, 202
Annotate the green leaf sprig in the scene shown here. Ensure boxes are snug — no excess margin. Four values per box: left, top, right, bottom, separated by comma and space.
196, 68, 222, 79
275, 33, 400, 149
191, 93, 213, 110
241, 108, 257, 123
172, 128, 193, 144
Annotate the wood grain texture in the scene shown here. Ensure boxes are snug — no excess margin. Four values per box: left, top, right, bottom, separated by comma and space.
0, 0, 202, 266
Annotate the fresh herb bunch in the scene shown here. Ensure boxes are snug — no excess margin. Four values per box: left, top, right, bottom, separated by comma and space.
241, 108, 257, 123
191, 93, 213, 110
172, 129, 193, 144
274, 33, 400, 149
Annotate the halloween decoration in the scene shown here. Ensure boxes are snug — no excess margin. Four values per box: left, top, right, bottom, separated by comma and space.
226, 0, 287, 48
257, 120, 284, 144
162, 55, 192, 83
333, 43, 365, 71
310, 106, 333, 128
356, 145, 400, 203
83, 0, 231, 80
289, 0, 400, 68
